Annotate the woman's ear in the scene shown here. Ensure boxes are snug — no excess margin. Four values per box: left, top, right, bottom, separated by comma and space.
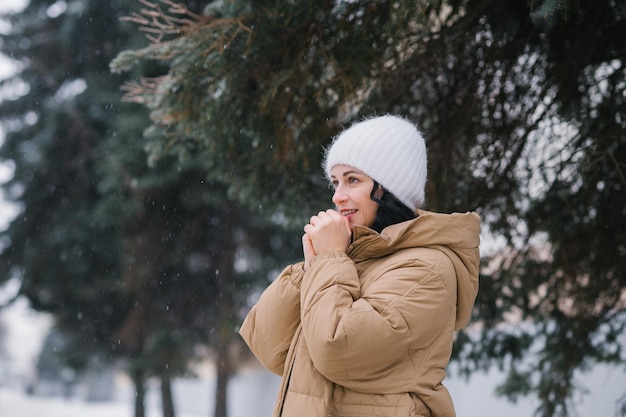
375, 185, 385, 199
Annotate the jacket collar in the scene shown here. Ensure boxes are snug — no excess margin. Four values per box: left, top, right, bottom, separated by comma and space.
347, 210, 481, 263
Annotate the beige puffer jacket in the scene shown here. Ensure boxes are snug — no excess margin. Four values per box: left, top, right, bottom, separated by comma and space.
240, 210, 480, 417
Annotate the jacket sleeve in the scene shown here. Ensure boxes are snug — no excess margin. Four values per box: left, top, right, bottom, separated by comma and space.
239, 263, 304, 376
300, 249, 456, 391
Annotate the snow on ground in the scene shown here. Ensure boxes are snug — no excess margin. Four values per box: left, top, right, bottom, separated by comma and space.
0, 366, 281, 417
1, 363, 624, 417
0, 389, 134, 417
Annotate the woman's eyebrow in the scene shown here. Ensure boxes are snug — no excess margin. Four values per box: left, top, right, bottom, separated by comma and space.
331, 170, 363, 181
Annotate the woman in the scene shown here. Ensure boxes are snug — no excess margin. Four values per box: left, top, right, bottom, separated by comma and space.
239, 115, 480, 417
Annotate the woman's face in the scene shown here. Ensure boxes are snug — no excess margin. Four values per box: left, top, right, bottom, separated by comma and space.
330, 164, 380, 230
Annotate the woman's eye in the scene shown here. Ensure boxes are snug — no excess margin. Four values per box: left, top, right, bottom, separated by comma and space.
348, 177, 359, 184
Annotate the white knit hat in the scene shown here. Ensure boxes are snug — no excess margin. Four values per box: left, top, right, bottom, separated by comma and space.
324, 115, 427, 211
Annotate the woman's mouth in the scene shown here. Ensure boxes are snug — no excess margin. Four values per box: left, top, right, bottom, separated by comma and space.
341, 209, 357, 217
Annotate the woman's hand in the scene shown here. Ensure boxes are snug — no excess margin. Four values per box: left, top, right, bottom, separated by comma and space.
303, 209, 351, 260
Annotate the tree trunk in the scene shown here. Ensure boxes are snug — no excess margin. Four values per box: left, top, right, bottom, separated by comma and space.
132, 369, 146, 417
214, 339, 231, 417
213, 202, 236, 417
161, 373, 176, 417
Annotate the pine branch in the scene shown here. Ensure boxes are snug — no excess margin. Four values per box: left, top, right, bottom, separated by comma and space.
120, 76, 166, 103
121, 0, 204, 43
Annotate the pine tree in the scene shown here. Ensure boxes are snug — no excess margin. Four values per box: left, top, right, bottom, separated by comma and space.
0, 0, 133, 362
1, 2, 303, 417
0, 0, 147, 413
112, 1, 626, 416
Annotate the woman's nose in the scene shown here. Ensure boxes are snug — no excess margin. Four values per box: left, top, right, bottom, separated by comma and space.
332, 188, 348, 204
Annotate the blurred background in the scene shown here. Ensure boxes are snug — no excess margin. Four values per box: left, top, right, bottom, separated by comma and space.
0, 1, 624, 417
